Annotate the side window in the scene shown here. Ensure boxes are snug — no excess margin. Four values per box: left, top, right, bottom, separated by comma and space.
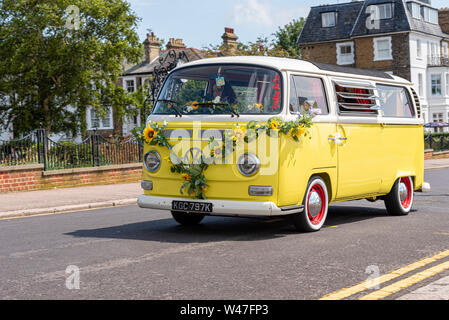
290, 75, 329, 115
335, 82, 377, 115
377, 84, 415, 118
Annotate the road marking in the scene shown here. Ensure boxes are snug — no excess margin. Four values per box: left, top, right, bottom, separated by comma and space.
319, 249, 449, 300
433, 232, 449, 236
396, 275, 449, 300
359, 260, 449, 300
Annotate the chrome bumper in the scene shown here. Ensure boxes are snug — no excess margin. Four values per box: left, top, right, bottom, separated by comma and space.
137, 195, 303, 217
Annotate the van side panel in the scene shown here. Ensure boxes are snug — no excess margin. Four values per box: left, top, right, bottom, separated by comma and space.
335, 122, 383, 199
378, 124, 424, 193
277, 123, 338, 207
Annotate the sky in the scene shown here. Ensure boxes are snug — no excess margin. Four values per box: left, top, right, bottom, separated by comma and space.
127, 0, 449, 49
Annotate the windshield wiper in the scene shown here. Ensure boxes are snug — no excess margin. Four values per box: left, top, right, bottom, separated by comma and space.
196, 102, 240, 117
156, 99, 183, 117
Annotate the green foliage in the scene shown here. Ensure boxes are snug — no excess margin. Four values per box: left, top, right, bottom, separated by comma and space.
272, 18, 305, 59
0, 0, 143, 137
202, 18, 305, 59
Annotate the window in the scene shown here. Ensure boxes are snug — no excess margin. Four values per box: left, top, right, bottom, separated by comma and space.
88, 107, 113, 130
374, 37, 392, 61
433, 113, 444, 132
416, 39, 422, 58
433, 113, 443, 122
418, 73, 423, 96
126, 80, 135, 93
321, 12, 337, 27
336, 42, 354, 65
422, 7, 438, 24
431, 42, 438, 57
377, 85, 415, 118
409, 2, 421, 19
153, 65, 283, 115
376, 3, 393, 20
431, 75, 442, 96
429, 8, 439, 24
443, 43, 449, 58
446, 74, 449, 96
289, 75, 329, 115
334, 80, 377, 115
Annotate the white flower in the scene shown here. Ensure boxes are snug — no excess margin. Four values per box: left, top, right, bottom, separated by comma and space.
163, 120, 168, 126
213, 96, 221, 103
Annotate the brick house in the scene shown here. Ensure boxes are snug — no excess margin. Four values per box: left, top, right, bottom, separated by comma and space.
298, 0, 449, 131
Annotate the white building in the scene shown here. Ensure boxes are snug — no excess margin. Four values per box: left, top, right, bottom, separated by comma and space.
298, 0, 449, 132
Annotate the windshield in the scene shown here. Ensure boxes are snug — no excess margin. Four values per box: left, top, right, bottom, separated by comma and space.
152, 65, 283, 115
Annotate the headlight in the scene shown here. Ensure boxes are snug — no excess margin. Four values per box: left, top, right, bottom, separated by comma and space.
144, 151, 161, 172
237, 153, 260, 176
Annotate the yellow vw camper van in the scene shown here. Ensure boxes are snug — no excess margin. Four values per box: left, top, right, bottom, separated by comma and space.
137, 56, 426, 232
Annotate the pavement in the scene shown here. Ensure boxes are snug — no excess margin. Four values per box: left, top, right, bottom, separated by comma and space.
0, 158, 448, 220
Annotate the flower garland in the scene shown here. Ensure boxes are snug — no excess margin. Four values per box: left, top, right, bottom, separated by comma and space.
138, 113, 314, 200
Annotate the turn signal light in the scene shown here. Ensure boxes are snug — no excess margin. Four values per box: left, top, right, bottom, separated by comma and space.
249, 186, 273, 196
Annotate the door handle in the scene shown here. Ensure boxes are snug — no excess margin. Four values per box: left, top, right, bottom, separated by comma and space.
328, 135, 348, 144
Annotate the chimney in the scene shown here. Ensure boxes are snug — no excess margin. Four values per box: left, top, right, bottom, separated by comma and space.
143, 32, 160, 63
222, 27, 238, 55
166, 38, 186, 50
439, 8, 449, 35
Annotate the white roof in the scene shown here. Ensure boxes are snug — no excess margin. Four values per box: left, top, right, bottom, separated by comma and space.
174, 56, 412, 85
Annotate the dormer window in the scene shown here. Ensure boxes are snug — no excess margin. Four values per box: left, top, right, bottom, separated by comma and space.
422, 6, 438, 24
321, 12, 337, 27
375, 3, 393, 20
409, 2, 421, 20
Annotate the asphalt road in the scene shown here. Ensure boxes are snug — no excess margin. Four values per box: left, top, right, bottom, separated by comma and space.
0, 169, 448, 300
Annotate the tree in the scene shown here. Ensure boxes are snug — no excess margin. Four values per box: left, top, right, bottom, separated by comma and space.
0, 0, 143, 137
202, 18, 305, 59
273, 18, 305, 59
203, 36, 291, 58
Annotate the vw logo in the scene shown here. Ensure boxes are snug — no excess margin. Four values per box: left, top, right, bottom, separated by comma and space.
183, 148, 205, 165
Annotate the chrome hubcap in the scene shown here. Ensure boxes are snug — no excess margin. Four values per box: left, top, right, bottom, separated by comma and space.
308, 191, 322, 218
399, 182, 408, 203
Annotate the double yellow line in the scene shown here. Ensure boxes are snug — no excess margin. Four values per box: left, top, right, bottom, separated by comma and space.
320, 249, 449, 300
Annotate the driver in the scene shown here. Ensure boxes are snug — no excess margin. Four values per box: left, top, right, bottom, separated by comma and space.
210, 79, 237, 104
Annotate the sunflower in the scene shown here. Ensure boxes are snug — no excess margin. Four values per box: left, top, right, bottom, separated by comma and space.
181, 173, 191, 181
233, 127, 246, 142
191, 101, 199, 110
292, 125, 305, 139
270, 119, 279, 130
143, 125, 157, 144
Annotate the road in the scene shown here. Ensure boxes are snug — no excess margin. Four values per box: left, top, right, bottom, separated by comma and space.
0, 169, 448, 300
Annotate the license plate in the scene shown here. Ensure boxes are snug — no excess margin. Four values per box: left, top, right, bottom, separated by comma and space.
172, 200, 213, 213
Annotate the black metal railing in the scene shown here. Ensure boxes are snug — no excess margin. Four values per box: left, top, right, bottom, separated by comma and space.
427, 55, 449, 67
0, 129, 143, 170
424, 134, 449, 152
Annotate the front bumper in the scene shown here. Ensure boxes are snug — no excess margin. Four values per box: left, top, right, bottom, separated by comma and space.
137, 195, 303, 217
